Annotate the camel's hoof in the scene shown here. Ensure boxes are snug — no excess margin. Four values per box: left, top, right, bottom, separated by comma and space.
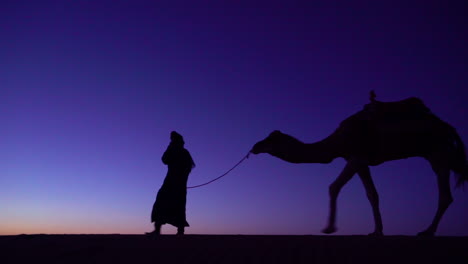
322, 226, 337, 234
368, 231, 384, 237
417, 230, 434, 237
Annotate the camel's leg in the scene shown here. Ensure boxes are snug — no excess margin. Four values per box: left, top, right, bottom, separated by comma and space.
418, 163, 453, 237
357, 167, 383, 236
322, 160, 359, 234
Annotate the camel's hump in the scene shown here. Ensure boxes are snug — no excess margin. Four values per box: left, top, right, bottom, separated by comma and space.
364, 97, 430, 115
340, 97, 433, 128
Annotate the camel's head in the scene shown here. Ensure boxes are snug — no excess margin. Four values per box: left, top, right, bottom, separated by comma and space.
250, 130, 285, 155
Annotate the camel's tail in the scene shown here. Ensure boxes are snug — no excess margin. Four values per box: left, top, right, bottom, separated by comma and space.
451, 128, 468, 188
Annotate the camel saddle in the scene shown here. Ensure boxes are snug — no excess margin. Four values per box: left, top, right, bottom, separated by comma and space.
363, 97, 432, 121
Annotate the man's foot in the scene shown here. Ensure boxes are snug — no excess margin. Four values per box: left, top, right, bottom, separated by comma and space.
145, 230, 160, 236
176, 227, 185, 235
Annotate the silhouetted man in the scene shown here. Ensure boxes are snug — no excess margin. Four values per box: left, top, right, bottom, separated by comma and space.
147, 131, 195, 235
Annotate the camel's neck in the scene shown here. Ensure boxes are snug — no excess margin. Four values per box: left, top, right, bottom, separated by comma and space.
271, 138, 337, 164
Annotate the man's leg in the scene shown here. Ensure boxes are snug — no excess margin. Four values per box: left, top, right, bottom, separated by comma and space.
176, 226, 184, 235
154, 223, 161, 235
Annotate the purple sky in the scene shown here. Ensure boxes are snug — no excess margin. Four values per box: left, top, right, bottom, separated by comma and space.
1, 1, 467, 235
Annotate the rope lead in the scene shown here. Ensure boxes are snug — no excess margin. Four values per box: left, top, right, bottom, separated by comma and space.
187, 152, 251, 189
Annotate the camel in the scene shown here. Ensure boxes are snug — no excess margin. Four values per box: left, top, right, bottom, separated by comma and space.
250, 93, 467, 236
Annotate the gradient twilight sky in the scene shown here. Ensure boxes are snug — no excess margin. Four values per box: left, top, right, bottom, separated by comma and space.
1, 1, 467, 236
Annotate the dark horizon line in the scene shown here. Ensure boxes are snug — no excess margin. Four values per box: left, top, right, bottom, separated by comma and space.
2, 233, 467, 238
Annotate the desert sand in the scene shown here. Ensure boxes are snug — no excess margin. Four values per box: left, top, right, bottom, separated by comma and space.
1, 234, 467, 264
